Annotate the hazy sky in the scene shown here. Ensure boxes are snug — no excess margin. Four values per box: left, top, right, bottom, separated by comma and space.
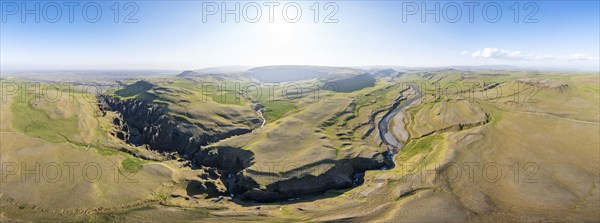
1, 1, 599, 70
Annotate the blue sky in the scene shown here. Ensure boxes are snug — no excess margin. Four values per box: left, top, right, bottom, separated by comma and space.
1, 1, 598, 70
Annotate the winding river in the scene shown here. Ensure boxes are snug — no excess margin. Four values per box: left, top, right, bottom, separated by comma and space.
377, 86, 423, 168
225, 86, 422, 197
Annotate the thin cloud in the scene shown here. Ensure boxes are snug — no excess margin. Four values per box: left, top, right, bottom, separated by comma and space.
468, 48, 594, 61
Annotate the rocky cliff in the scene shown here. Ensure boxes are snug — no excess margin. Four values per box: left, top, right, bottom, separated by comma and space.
101, 96, 258, 160
232, 155, 389, 202
100, 79, 395, 202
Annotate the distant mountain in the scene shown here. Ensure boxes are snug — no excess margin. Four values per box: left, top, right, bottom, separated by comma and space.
114, 80, 155, 98
246, 65, 362, 82
178, 70, 197, 77
321, 73, 376, 92
352, 65, 411, 71
353, 64, 543, 72
177, 66, 253, 77
443, 65, 522, 71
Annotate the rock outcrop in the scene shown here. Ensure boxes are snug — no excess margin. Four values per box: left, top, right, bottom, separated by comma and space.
101, 80, 392, 202
101, 96, 256, 161
232, 155, 389, 202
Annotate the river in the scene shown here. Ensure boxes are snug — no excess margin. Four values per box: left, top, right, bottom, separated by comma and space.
377, 86, 423, 168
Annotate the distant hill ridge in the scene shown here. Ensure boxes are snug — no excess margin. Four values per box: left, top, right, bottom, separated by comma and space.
178, 65, 378, 92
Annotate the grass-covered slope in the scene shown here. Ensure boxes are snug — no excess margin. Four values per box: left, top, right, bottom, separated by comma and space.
102, 78, 263, 157
0, 80, 177, 211
1, 69, 598, 222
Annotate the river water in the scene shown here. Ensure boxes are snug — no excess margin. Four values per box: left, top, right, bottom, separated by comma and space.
377, 86, 423, 168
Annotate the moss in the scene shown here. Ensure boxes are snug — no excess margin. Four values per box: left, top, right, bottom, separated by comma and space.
353, 85, 395, 113
11, 93, 78, 143
202, 82, 249, 105
94, 147, 148, 173
210, 92, 246, 105
397, 133, 439, 162
121, 157, 147, 173
94, 147, 123, 157
261, 100, 297, 122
